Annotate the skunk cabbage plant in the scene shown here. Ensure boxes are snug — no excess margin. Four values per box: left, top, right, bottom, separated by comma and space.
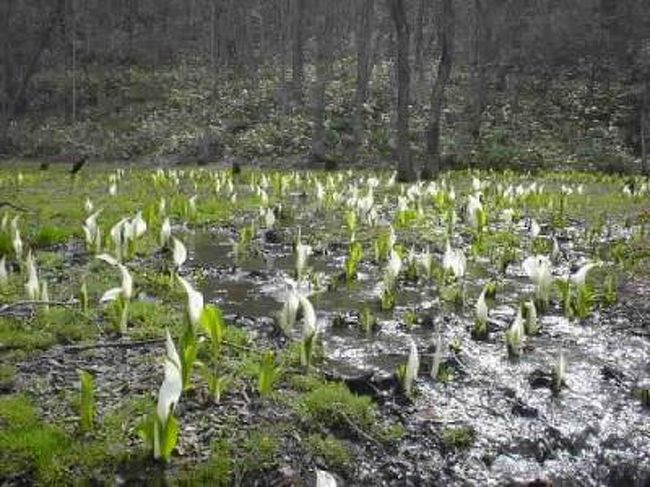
299, 295, 319, 368
11, 221, 22, 260
96, 253, 133, 333
505, 309, 525, 358
0, 256, 7, 286
177, 275, 204, 328
83, 210, 102, 253
524, 299, 539, 335
172, 237, 188, 270
316, 470, 338, 487
522, 255, 553, 310
141, 330, 183, 461
25, 252, 40, 300
401, 338, 419, 395
160, 218, 172, 247
443, 241, 466, 279
473, 290, 488, 340
571, 261, 601, 287
295, 233, 313, 281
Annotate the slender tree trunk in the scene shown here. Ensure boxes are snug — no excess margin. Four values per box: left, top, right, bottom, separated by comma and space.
210, 2, 216, 69
389, 0, 415, 182
310, 4, 334, 167
352, 0, 375, 161
291, 0, 306, 107
0, 0, 14, 153
424, 0, 454, 179
0, 0, 64, 151
278, 0, 291, 114
469, 0, 488, 148
71, 0, 77, 125
248, 1, 262, 92
413, 0, 426, 101
642, 82, 648, 176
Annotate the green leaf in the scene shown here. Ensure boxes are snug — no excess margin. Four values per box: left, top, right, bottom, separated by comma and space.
160, 414, 180, 461
200, 304, 227, 358
78, 369, 95, 433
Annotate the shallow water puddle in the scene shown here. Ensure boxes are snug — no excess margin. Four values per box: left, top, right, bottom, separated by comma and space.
192, 222, 650, 484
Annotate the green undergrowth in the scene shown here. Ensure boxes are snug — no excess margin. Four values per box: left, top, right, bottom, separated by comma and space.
6, 59, 642, 172
181, 429, 280, 486
0, 393, 141, 484
305, 434, 352, 471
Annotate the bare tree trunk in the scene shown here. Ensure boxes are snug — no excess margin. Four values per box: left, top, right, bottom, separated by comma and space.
352, 0, 375, 161
0, 0, 65, 152
278, 0, 292, 114
389, 0, 415, 182
248, 1, 262, 92
210, 2, 216, 69
71, 0, 77, 125
310, 4, 334, 167
424, 0, 454, 179
642, 82, 648, 176
0, 0, 14, 153
469, 0, 488, 148
291, 0, 306, 107
413, 0, 426, 101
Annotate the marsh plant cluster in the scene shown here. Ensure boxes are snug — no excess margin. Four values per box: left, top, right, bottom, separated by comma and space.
0, 166, 648, 485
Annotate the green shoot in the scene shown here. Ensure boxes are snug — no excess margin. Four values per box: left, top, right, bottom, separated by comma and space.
200, 366, 231, 403
78, 369, 95, 433
345, 240, 363, 282
200, 305, 227, 360
359, 306, 377, 335
258, 350, 281, 397
179, 326, 198, 391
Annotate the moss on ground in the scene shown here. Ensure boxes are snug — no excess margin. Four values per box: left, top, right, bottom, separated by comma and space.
0, 394, 130, 484
305, 434, 351, 471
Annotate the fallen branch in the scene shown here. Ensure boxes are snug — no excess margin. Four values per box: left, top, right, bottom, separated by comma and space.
0, 300, 78, 314
61, 338, 256, 353
339, 411, 382, 446
0, 201, 29, 212
62, 338, 165, 351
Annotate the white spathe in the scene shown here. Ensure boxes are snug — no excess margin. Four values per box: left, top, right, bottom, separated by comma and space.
12, 228, 23, 260
530, 219, 541, 239
295, 237, 312, 279
178, 275, 204, 326
385, 249, 402, 284
475, 290, 488, 323
96, 253, 133, 301
25, 253, 40, 300
299, 295, 318, 338
172, 237, 188, 269
403, 338, 419, 395
160, 218, 172, 247
83, 210, 101, 246
156, 330, 183, 426
443, 241, 466, 278
316, 470, 338, 487
571, 262, 601, 287
84, 198, 94, 213
522, 255, 552, 294
0, 255, 7, 284
466, 194, 483, 229
131, 211, 147, 238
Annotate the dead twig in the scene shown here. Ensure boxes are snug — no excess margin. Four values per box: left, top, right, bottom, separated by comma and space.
62, 338, 166, 351
60, 338, 256, 353
339, 411, 382, 446
0, 300, 78, 314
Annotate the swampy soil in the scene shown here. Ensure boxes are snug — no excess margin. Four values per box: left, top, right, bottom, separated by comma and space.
1, 167, 649, 486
